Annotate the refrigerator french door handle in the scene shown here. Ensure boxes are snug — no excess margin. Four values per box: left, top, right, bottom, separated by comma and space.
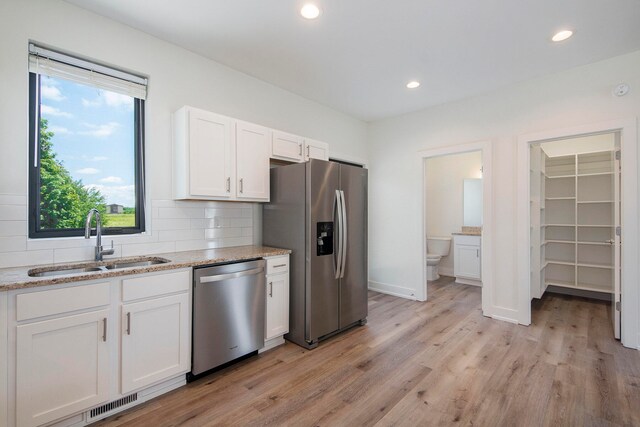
340, 190, 348, 278
334, 189, 343, 279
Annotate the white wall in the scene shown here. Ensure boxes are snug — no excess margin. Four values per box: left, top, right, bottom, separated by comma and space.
0, 0, 368, 267
425, 151, 482, 275
368, 50, 640, 317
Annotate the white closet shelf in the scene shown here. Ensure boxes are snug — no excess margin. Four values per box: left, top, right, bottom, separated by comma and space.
545, 240, 575, 244
577, 172, 614, 177
576, 224, 611, 228
545, 280, 575, 288
574, 283, 612, 293
546, 175, 576, 179
576, 200, 613, 204
546, 259, 575, 266
545, 197, 575, 200
545, 224, 575, 227
577, 262, 613, 269
577, 241, 612, 246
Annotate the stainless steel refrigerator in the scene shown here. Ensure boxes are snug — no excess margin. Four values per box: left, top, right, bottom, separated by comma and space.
263, 159, 368, 349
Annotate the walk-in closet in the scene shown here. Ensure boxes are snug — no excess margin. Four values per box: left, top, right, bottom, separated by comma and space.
529, 132, 621, 337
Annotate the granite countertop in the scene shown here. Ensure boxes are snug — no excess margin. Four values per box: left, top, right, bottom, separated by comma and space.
0, 245, 291, 291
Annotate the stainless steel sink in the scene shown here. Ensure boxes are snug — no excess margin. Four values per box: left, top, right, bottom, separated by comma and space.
29, 266, 105, 277
27, 257, 170, 277
104, 259, 169, 269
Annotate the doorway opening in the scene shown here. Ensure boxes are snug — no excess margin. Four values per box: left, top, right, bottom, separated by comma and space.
420, 140, 493, 315
529, 132, 621, 339
425, 150, 482, 282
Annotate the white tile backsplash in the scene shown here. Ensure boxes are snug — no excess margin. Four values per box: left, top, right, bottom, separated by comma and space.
0, 205, 27, 221
0, 196, 258, 268
0, 221, 27, 237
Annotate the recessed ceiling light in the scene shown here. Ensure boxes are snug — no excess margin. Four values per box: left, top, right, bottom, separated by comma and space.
406, 81, 420, 89
300, 4, 321, 19
552, 30, 573, 42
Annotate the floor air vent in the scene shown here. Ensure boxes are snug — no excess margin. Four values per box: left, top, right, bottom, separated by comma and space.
88, 393, 138, 421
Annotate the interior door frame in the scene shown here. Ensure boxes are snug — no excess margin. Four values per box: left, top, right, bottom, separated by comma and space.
516, 118, 638, 349
419, 140, 493, 318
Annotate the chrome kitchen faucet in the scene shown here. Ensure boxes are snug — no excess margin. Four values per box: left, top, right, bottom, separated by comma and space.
84, 208, 115, 261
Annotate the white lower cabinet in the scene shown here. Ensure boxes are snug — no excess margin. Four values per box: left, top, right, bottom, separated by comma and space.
265, 273, 289, 340
453, 235, 482, 285
121, 293, 190, 394
7, 269, 192, 427
16, 309, 111, 427
263, 255, 290, 350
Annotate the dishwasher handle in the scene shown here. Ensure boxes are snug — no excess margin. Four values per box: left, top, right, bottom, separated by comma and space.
199, 267, 264, 284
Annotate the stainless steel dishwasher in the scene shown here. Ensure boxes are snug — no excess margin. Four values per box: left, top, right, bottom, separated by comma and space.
191, 259, 265, 376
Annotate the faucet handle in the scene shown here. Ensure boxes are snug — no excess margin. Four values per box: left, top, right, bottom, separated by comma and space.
102, 240, 115, 256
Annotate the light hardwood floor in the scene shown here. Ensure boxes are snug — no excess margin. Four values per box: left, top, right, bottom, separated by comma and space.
96, 277, 640, 426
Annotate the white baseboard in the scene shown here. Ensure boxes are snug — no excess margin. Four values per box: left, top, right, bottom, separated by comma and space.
259, 336, 285, 353
368, 280, 416, 300
487, 306, 520, 324
455, 277, 482, 287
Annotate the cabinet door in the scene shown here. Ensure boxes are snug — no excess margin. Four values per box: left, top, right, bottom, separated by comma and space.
121, 293, 190, 394
455, 244, 481, 279
265, 273, 289, 340
304, 138, 329, 161
188, 108, 234, 198
16, 310, 110, 427
272, 131, 303, 162
236, 121, 270, 201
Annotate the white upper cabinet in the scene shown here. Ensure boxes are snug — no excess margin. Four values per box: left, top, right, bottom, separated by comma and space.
304, 138, 329, 161
174, 106, 235, 200
174, 105, 332, 201
271, 130, 304, 162
236, 121, 271, 201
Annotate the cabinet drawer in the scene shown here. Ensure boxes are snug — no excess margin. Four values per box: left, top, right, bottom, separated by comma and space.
16, 282, 110, 322
266, 256, 289, 275
122, 270, 190, 302
454, 235, 481, 246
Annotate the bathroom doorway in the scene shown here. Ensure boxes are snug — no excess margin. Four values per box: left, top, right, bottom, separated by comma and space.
425, 151, 482, 279
420, 140, 493, 316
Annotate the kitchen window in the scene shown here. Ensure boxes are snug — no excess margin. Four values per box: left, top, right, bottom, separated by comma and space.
28, 43, 147, 238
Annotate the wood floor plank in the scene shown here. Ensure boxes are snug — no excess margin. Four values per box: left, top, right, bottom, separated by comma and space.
95, 277, 640, 427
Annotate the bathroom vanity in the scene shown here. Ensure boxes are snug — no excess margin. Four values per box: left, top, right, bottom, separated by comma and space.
453, 233, 482, 286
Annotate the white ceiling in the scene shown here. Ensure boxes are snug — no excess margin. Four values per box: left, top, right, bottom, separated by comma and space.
66, 0, 640, 121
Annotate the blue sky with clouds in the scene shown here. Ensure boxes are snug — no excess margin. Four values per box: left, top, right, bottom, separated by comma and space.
40, 75, 136, 207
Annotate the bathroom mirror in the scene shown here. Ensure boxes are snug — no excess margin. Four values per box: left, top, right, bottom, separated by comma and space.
463, 179, 482, 226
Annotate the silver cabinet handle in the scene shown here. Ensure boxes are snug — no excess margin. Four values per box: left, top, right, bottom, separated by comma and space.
239, 178, 244, 193
273, 264, 286, 268
126, 312, 131, 335
476, 249, 479, 257
269, 281, 273, 297
102, 318, 107, 342
226, 177, 230, 193
199, 267, 264, 283
299, 143, 302, 156
306, 145, 310, 159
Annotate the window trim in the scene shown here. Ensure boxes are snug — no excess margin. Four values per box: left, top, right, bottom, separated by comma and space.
28, 73, 146, 238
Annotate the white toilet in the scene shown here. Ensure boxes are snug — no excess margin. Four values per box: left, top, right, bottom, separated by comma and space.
426, 237, 452, 281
